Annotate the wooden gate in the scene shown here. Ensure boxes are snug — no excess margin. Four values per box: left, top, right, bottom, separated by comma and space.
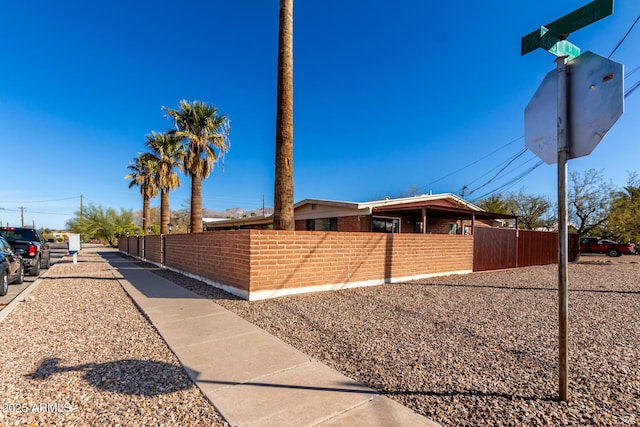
474, 227, 580, 272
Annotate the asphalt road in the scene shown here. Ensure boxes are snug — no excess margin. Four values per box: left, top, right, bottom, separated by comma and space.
0, 242, 69, 310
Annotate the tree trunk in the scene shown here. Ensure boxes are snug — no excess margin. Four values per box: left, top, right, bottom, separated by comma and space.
143, 196, 150, 234
191, 175, 203, 233
160, 189, 170, 235
273, 0, 295, 230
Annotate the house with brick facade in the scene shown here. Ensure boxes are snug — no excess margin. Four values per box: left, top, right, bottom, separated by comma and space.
205, 193, 514, 234
123, 194, 567, 301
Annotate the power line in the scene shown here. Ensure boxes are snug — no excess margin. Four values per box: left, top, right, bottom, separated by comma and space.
625, 79, 640, 99
26, 210, 76, 216
418, 136, 523, 191
625, 64, 640, 79
466, 154, 539, 198
0, 196, 80, 204
608, 15, 640, 59
470, 160, 545, 201
464, 148, 529, 188
467, 148, 528, 196
408, 22, 638, 201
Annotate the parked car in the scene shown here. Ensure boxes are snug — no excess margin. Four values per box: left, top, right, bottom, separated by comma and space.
0, 227, 51, 275
0, 236, 25, 296
579, 236, 635, 257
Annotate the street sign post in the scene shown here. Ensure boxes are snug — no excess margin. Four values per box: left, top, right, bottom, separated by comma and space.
521, 0, 613, 55
540, 27, 581, 61
521, 0, 617, 402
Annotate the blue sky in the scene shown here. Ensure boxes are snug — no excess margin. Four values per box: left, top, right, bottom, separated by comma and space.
1, 0, 638, 230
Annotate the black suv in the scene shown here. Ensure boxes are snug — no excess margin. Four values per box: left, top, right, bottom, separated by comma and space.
0, 227, 51, 275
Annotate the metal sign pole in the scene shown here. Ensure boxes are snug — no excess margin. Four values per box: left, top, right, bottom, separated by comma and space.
522, 0, 618, 404
556, 55, 569, 402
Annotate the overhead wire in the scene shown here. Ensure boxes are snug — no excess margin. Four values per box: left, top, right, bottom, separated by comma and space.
466, 148, 528, 196
465, 154, 540, 198
608, 15, 640, 59
465, 149, 529, 188
470, 160, 545, 201
0, 196, 80, 204
444, 20, 640, 201
416, 136, 523, 192
625, 64, 640, 78
625, 80, 640, 99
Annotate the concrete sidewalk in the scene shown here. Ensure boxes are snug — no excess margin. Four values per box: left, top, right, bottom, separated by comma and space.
99, 248, 440, 427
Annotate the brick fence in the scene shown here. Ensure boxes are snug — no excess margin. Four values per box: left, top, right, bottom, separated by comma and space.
120, 230, 473, 300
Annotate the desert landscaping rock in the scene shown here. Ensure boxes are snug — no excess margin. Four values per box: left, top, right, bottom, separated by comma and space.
0, 252, 227, 427
151, 259, 640, 426
3, 247, 638, 426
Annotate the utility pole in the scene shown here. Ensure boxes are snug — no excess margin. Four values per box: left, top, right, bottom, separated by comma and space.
80, 194, 83, 220
19, 206, 25, 227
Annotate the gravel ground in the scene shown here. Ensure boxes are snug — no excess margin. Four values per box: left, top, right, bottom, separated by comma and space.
150, 257, 640, 426
0, 250, 227, 427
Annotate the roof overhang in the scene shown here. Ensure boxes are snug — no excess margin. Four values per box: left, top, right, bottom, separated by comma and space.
294, 193, 484, 214
372, 204, 517, 221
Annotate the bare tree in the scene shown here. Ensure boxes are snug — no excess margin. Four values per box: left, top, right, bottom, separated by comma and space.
568, 169, 614, 236
506, 190, 554, 230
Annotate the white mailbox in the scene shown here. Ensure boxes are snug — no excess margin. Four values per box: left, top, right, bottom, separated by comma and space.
68, 234, 81, 254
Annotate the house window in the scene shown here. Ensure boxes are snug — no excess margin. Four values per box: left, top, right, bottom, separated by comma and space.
307, 218, 338, 231
449, 223, 458, 234
372, 217, 400, 233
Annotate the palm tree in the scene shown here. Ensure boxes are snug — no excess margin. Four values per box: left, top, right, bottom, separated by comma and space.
274, 0, 294, 230
125, 153, 159, 235
163, 100, 230, 233
146, 131, 184, 234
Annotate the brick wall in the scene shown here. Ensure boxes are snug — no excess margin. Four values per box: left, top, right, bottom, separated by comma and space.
120, 230, 473, 301
248, 230, 473, 298
129, 237, 140, 257
164, 230, 251, 293
144, 235, 163, 264
427, 218, 456, 234
337, 215, 370, 232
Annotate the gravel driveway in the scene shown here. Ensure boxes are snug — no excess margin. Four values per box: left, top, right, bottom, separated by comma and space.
155, 258, 640, 426
0, 251, 227, 427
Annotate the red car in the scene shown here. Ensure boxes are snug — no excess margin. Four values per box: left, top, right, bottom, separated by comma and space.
579, 237, 635, 257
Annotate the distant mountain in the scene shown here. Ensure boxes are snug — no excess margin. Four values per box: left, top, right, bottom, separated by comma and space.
133, 206, 273, 227
203, 207, 274, 218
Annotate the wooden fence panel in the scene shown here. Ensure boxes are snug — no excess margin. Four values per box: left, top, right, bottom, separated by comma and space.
473, 227, 517, 271
517, 229, 556, 267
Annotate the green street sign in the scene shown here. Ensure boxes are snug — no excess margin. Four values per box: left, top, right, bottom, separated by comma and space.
521, 0, 613, 55
540, 27, 581, 61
